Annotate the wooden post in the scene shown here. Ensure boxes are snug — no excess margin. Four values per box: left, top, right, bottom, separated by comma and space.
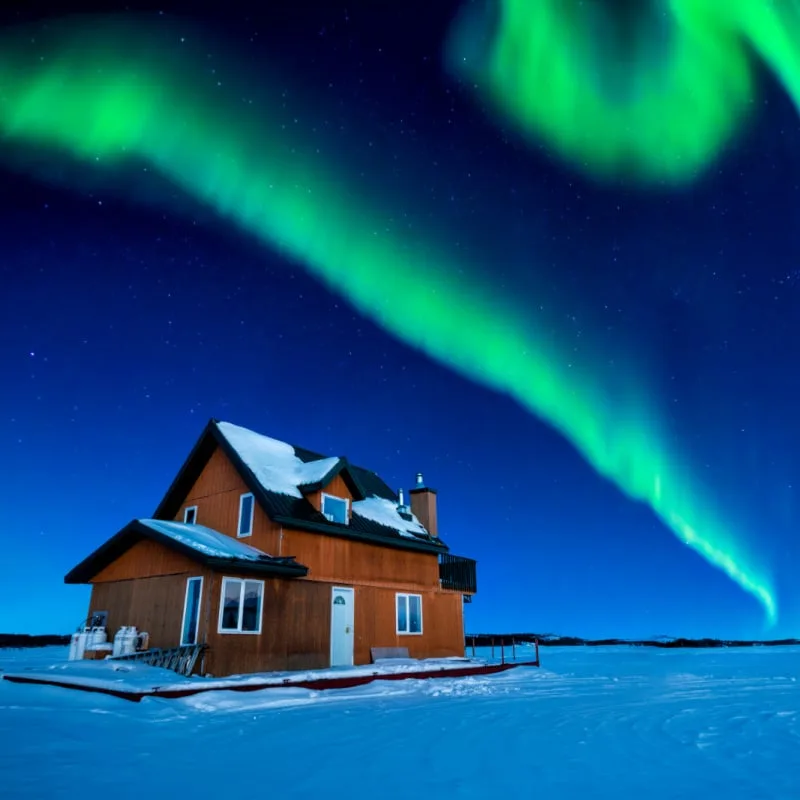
512, 638, 516, 662
535, 638, 540, 666
501, 639, 505, 665
491, 637, 495, 660
471, 636, 476, 657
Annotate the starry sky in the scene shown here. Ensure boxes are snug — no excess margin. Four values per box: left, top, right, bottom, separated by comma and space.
2, 0, 800, 639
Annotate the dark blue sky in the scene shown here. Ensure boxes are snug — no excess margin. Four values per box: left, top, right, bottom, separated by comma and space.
2, 0, 800, 639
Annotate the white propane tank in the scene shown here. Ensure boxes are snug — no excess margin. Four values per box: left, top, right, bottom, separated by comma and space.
88, 627, 107, 649
113, 626, 139, 657
68, 631, 86, 661
122, 626, 138, 656
68, 630, 90, 661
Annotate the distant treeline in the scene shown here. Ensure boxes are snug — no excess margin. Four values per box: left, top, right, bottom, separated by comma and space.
0, 634, 70, 649
465, 633, 800, 649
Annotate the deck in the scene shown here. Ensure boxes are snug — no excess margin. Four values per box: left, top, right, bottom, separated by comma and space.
2, 655, 540, 703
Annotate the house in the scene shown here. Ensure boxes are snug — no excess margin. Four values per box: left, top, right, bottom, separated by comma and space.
65, 419, 478, 676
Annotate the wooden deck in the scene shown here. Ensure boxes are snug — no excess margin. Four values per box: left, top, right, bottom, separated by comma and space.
2, 658, 540, 703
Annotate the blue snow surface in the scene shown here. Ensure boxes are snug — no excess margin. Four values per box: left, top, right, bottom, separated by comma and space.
1, 644, 799, 798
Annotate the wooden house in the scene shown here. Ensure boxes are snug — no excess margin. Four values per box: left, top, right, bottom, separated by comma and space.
65, 420, 478, 676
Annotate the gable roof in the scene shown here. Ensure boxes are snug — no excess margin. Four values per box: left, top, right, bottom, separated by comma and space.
153, 419, 447, 555
64, 519, 309, 584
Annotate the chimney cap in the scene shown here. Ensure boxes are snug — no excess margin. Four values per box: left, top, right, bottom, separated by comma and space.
410, 473, 436, 495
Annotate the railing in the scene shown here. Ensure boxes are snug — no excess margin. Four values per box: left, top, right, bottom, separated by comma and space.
108, 644, 207, 676
465, 635, 540, 666
439, 553, 478, 594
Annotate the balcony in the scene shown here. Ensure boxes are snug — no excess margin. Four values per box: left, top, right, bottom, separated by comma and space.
439, 553, 477, 594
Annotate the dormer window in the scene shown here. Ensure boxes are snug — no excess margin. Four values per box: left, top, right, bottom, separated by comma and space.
183, 506, 197, 525
238, 493, 254, 538
322, 494, 348, 525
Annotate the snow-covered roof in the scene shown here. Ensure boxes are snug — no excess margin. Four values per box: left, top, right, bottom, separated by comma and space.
215, 420, 434, 541
352, 497, 428, 539
64, 517, 309, 585
217, 421, 339, 498
138, 519, 272, 561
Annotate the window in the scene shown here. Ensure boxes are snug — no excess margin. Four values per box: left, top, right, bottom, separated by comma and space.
183, 506, 197, 525
396, 593, 423, 635
322, 493, 349, 524
238, 493, 254, 537
218, 577, 264, 634
181, 577, 203, 645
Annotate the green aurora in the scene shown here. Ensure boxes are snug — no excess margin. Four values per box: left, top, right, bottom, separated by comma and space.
0, 14, 777, 622
446, 0, 800, 184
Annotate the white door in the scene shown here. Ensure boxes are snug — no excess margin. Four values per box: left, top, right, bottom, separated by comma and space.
330, 587, 355, 667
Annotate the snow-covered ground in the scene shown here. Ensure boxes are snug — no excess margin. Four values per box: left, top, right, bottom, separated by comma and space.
1, 644, 798, 798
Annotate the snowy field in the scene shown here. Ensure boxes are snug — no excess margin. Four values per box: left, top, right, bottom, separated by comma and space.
1, 645, 799, 798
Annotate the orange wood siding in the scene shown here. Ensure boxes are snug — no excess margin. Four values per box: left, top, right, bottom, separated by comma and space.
352, 586, 464, 663
91, 539, 199, 582
203, 573, 332, 675
200, 574, 464, 676
89, 571, 208, 650
176, 445, 280, 554
285, 528, 439, 589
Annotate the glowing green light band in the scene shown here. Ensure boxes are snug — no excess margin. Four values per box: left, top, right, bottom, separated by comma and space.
0, 14, 777, 622
447, 0, 800, 184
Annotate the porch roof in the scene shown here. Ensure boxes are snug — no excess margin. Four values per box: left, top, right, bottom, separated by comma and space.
64, 519, 309, 584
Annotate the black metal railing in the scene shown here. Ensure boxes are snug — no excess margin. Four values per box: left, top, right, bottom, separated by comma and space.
464, 635, 540, 666
109, 644, 207, 676
439, 553, 478, 593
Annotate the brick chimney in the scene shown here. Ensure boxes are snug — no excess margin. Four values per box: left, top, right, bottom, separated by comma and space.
409, 472, 438, 537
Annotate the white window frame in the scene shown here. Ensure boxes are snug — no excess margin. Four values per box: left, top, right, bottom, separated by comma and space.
183, 505, 198, 525
396, 592, 423, 636
217, 577, 264, 635
180, 576, 203, 646
321, 492, 349, 525
237, 492, 254, 538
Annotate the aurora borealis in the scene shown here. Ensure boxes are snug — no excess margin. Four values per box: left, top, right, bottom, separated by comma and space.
447, 0, 800, 184
1, 1, 797, 637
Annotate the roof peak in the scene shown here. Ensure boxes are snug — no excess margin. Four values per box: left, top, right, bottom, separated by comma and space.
213, 419, 376, 473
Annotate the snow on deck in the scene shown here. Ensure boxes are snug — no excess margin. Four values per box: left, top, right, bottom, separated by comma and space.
2, 652, 485, 696
138, 519, 273, 560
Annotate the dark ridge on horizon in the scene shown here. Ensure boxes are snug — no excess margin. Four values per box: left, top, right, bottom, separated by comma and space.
0, 634, 70, 649
465, 633, 800, 649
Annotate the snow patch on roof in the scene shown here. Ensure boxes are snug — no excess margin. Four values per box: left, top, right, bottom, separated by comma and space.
217, 421, 338, 497
139, 519, 272, 561
352, 497, 428, 539
296, 456, 341, 487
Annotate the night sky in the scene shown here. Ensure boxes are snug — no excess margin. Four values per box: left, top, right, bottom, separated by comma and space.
2, 0, 800, 639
